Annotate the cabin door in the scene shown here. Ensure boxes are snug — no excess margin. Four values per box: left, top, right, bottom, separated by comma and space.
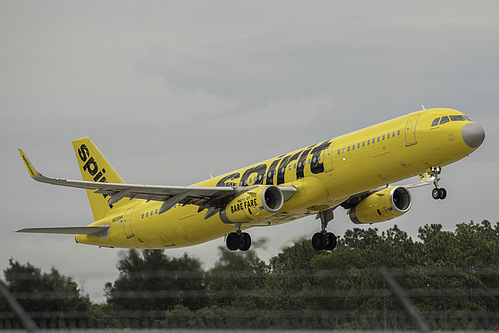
405, 114, 420, 147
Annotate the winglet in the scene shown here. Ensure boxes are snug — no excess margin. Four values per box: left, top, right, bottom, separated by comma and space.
18, 149, 42, 179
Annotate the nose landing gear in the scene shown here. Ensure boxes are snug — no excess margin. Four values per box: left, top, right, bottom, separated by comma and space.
432, 187, 447, 200
429, 167, 447, 200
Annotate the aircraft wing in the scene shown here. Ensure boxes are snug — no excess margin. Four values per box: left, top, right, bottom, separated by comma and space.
19, 149, 296, 218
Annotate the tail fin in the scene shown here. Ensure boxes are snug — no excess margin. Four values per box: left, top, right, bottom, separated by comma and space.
72, 137, 131, 221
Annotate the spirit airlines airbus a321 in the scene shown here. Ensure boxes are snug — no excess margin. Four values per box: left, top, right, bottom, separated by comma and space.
18, 108, 485, 251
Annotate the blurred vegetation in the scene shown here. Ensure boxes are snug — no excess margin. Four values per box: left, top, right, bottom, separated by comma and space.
1, 220, 498, 330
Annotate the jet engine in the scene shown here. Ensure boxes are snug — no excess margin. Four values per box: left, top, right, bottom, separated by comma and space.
349, 186, 412, 224
220, 185, 284, 224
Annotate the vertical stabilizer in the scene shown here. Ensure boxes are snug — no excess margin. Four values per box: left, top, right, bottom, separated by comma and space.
72, 137, 133, 221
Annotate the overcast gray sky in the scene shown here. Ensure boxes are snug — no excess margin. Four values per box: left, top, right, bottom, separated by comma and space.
1, 1, 498, 301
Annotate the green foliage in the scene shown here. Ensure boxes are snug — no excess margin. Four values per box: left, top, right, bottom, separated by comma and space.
3, 259, 92, 313
104, 249, 205, 312
1, 259, 92, 329
206, 245, 267, 308
1, 220, 498, 330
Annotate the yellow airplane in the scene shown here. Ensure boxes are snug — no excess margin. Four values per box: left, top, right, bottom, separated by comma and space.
18, 108, 484, 251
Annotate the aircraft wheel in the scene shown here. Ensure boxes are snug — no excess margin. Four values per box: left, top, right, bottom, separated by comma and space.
324, 232, 337, 251
239, 232, 252, 251
226, 232, 241, 251
312, 232, 327, 251
432, 188, 447, 200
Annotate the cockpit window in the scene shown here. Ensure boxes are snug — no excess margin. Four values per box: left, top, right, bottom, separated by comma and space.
439, 116, 450, 125
431, 118, 440, 126
450, 115, 466, 121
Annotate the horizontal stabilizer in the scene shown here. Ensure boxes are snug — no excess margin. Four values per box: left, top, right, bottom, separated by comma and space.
17, 226, 109, 235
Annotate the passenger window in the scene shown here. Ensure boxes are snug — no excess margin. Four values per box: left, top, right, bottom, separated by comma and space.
382, 135, 385, 140
337, 150, 340, 155
362, 142, 365, 147
431, 118, 440, 126
367, 140, 370, 146
342, 148, 345, 153
450, 115, 465, 121
387, 133, 390, 139
440, 116, 450, 125
397, 130, 400, 135
352, 145, 355, 150
146, 212, 148, 218
357, 143, 360, 148
347, 147, 350, 152
155, 209, 158, 214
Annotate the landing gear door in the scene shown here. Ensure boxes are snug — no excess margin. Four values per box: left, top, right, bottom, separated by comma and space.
405, 114, 420, 147
123, 207, 135, 239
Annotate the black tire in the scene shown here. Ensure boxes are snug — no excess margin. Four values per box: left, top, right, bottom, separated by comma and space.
439, 188, 447, 200
239, 233, 252, 251
312, 232, 327, 251
226, 232, 241, 251
325, 232, 337, 251
432, 188, 441, 200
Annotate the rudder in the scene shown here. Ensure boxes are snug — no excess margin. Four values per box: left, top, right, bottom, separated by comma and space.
72, 137, 131, 221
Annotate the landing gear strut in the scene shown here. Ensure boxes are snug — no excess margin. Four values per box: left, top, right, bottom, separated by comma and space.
429, 167, 447, 200
226, 224, 252, 251
312, 209, 337, 251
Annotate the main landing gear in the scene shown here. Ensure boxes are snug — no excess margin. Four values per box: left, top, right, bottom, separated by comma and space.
312, 232, 337, 251
429, 167, 447, 200
312, 209, 337, 251
226, 224, 252, 251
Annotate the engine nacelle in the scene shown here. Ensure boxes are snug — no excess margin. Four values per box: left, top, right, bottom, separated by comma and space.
220, 185, 284, 224
349, 186, 412, 224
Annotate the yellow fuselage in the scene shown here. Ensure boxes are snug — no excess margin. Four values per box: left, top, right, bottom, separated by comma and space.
76, 108, 480, 249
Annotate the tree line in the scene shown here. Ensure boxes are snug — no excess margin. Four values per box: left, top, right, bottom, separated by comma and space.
1, 220, 498, 330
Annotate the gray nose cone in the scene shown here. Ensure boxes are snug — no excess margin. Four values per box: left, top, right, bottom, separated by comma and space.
462, 122, 485, 148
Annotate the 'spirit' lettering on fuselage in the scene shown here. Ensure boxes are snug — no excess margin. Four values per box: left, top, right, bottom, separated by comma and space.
217, 140, 332, 187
